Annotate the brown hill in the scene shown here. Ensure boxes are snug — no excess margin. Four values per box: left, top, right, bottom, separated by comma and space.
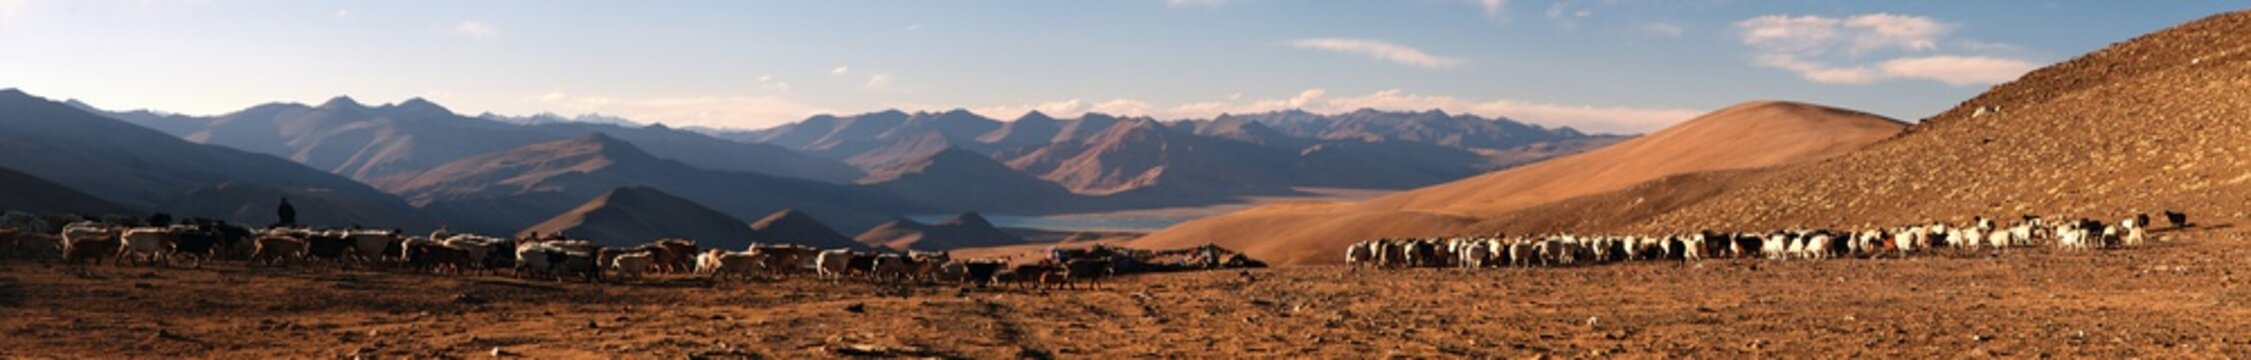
518, 187, 759, 248
0, 166, 136, 216
745, 209, 861, 249
1365, 101, 1904, 217
1130, 101, 1904, 265
393, 134, 918, 236
858, 147, 1076, 214
1621, 10, 2251, 233
853, 212, 1029, 251
1005, 117, 1295, 197
974, 111, 1063, 147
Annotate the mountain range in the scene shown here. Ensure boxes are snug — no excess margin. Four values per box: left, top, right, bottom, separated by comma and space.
7, 81, 1628, 251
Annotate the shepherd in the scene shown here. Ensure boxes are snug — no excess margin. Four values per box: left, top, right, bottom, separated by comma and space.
276, 197, 298, 228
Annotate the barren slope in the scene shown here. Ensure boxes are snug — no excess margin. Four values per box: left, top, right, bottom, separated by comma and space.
517, 187, 760, 249
1133, 101, 1903, 265
1627, 10, 2251, 233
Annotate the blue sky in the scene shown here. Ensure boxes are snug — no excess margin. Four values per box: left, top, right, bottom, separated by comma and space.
0, 1, 2240, 133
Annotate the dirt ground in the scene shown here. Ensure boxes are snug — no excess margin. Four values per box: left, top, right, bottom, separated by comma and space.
3, 226, 2248, 358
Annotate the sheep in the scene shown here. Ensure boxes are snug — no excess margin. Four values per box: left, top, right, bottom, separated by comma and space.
2123, 224, 2148, 247
1345, 241, 1370, 267
1507, 241, 1535, 267
62, 225, 120, 266
652, 238, 698, 273
1463, 240, 1492, 268
404, 240, 474, 274
1985, 228, 2013, 250
815, 249, 853, 279
2163, 210, 2189, 229
118, 227, 175, 266
1763, 233, 1790, 260
345, 229, 402, 264
706, 249, 769, 281
871, 254, 914, 282
610, 251, 654, 282
251, 235, 307, 266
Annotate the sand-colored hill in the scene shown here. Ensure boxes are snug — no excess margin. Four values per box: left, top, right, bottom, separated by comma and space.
1622, 9, 2251, 233
518, 187, 761, 248
1132, 101, 1905, 265
853, 212, 1029, 251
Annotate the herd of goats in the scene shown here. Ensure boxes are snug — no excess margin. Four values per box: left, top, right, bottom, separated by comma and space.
0, 215, 1120, 290
0, 210, 2200, 287
1346, 212, 2191, 268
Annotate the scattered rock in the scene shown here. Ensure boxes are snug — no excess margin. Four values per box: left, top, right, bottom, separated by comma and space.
844, 303, 866, 313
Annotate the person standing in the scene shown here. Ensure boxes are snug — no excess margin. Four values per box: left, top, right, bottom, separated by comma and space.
276, 197, 298, 228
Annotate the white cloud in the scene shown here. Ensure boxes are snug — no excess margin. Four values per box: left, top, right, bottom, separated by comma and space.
1643, 22, 1685, 37
1736, 13, 2040, 86
453, 20, 499, 40
755, 75, 790, 91
951, 88, 1701, 134
334, 9, 348, 17
537, 92, 832, 129
830, 65, 849, 75
865, 73, 894, 90
1878, 55, 2043, 86
1289, 38, 1463, 69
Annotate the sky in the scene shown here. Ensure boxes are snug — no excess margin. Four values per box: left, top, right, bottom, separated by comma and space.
0, 1, 2241, 134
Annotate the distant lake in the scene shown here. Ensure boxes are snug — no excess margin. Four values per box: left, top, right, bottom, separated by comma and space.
905, 214, 1182, 232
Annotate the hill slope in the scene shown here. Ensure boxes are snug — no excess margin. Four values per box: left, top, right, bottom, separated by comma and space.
393, 134, 918, 236
1131, 101, 1904, 265
518, 187, 760, 248
0, 89, 434, 230
1625, 10, 2251, 233
745, 209, 862, 249
0, 166, 136, 216
853, 212, 1028, 251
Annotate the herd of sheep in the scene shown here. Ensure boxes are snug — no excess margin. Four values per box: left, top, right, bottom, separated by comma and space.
1347, 212, 2186, 268
0, 216, 1119, 290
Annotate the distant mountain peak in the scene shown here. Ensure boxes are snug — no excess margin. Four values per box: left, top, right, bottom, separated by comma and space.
320, 95, 365, 109
390, 97, 452, 115
939, 211, 993, 228
1017, 110, 1055, 122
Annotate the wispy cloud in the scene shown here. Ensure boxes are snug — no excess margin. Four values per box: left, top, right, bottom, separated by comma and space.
1289, 38, 1464, 69
1878, 56, 2042, 86
453, 20, 500, 40
1736, 13, 2041, 86
865, 73, 894, 90
830, 65, 850, 75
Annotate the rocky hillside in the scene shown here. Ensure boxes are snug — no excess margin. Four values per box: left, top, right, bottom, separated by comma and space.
1626, 10, 2251, 233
